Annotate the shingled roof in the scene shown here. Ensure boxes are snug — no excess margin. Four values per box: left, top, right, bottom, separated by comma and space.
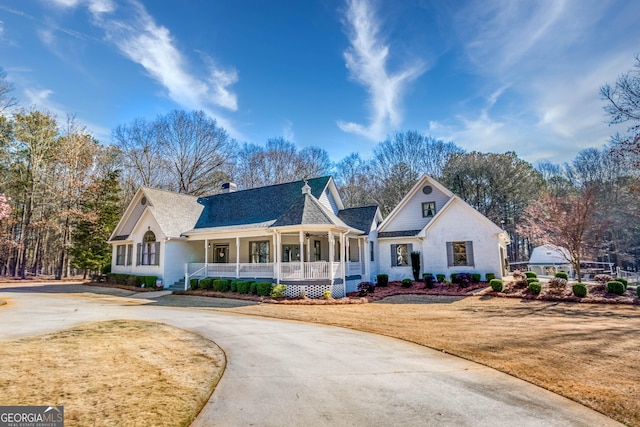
137, 187, 203, 238
272, 193, 351, 228
337, 206, 379, 235
193, 176, 331, 229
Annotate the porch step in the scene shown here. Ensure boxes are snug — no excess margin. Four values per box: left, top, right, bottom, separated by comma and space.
165, 280, 185, 291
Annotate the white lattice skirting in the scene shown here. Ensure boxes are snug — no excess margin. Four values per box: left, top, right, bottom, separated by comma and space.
283, 283, 346, 299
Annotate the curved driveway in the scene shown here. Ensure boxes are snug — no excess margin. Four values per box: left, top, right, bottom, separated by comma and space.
0, 284, 622, 427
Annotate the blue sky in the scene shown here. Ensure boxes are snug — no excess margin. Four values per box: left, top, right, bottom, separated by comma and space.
1, 0, 639, 164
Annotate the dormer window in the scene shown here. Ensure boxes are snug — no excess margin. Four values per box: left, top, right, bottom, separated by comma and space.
422, 202, 436, 217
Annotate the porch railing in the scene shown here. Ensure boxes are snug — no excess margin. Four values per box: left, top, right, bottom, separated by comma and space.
185, 260, 354, 287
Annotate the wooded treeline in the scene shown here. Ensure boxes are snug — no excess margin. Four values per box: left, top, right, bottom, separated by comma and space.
1, 57, 639, 278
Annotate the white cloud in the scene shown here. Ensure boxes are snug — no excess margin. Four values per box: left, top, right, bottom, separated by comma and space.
442, 0, 640, 163
337, 0, 425, 140
41, 0, 240, 135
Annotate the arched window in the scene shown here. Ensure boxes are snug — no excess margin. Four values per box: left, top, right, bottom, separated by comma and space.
137, 230, 160, 266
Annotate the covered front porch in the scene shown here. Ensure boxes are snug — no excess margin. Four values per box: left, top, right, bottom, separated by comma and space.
183, 228, 368, 296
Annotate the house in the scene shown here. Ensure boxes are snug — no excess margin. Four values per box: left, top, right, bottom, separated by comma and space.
376, 175, 510, 281
109, 177, 382, 298
109, 175, 508, 297
527, 244, 573, 277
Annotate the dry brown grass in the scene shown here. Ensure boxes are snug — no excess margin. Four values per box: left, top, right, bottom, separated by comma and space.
225, 295, 640, 426
0, 320, 225, 427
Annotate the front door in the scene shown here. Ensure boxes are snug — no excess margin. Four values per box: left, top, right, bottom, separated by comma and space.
215, 245, 228, 263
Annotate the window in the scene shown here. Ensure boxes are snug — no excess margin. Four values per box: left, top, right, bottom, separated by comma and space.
282, 245, 300, 262
137, 230, 159, 266
391, 243, 412, 267
116, 245, 126, 265
370, 241, 375, 262
447, 241, 474, 267
126, 244, 133, 266
422, 202, 436, 217
250, 241, 270, 263
313, 240, 321, 262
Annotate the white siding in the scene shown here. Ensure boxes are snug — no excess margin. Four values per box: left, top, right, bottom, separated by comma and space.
318, 189, 339, 214
111, 210, 164, 279
421, 201, 504, 279
382, 185, 451, 233
120, 200, 146, 236
377, 238, 418, 282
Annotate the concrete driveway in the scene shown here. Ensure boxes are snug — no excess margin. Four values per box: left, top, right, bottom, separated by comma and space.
0, 283, 622, 427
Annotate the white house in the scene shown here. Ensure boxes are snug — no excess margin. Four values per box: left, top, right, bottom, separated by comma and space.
109, 175, 508, 297
376, 175, 510, 281
109, 177, 382, 298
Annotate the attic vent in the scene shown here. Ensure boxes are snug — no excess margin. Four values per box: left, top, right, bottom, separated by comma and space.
141, 196, 147, 205
422, 185, 433, 195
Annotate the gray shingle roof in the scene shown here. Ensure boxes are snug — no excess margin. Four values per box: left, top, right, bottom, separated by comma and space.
377, 230, 422, 238
272, 194, 338, 227
337, 206, 378, 235
142, 187, 204, 238
194, 176, 331, 229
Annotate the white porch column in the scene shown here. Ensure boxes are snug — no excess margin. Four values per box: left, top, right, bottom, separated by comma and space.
363, 238, 370, 281
275, 232, 281, 282
340, 232, 346, 286
357, 238, 362, 275
328, 231, 334, 282
205, 239, 209, 275
235, 237, 240, 279
299, 231, 305, 279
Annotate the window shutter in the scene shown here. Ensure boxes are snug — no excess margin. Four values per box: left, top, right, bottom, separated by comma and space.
154, 242, 161, 266
136, 243, 141, 266
446, 242, 453, 267
466, 241, 474, 267
391, 244, 397, 267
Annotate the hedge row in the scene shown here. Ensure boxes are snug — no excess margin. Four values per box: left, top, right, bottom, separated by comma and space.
107, 273, 159, 288
189, 278, 286, 298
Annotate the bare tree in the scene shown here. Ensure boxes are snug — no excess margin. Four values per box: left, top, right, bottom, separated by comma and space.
517, 186, 600, 282
157, 110, 235, 195
334, 152, 375, 208
601, 54, 640, 166
0, 67, 18, 114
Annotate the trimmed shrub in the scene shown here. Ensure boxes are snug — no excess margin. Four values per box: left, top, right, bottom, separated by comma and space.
358, 282, 375, 296
524, 271, 537, 279
256, 282, 273, 296
490, 279, 503, 292
423, 273, 435, 289
200, 277, 214, 290
377, 274, 389, 287
485, 273, 496, 282
548, 277, 567, 295
555, 272, 569, 280
471, 273, 481, 283
189, 278, 199, 290
249, 282, 257, 295
230, 280, 239, 292
237, 281, 251, 294
617, 277, 628, 289
594, 274, 613, 284
401, 278, 413, 288
271, 284, 286, 298
436, 274, 446, 283
450, 273, 458, 283
143, 276, 157, 288
607, 281, 625, 295
213, 279, 230, 292
528, 281, 542, 295
458, 273, 472, 287
637, 286, 640, 298
323, 290, 332, 299
127, 275, 140, 287
572, 283, 588, 298
526, 277, 539, 285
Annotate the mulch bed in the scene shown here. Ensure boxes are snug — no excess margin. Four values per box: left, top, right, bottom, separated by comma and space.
488, 280, 640, 305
